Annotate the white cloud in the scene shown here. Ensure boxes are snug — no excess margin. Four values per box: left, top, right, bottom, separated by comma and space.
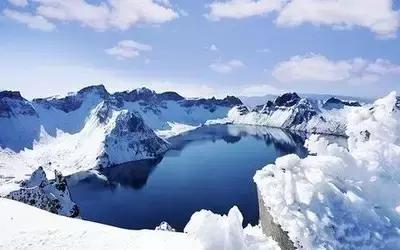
34, 0, 110, 30
206, 0, 400, 37
272, 54, 400, 83
107, 0, 178, 30
3, 9, 56, 32
240, 84, 283, 96
5, 0, 179, 31
206, 0, 284, 20
209, 59, 245, 73
105, 40, 152, 60
8, 0, 28, 7
276, 0, 400, 38
209, 44, 218, 51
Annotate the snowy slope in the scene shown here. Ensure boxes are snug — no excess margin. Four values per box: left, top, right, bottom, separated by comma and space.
0, 198, 279, 250
254, 92, 400, 249
208, 93, 360, 136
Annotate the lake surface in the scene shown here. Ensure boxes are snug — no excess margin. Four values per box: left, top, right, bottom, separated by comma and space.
67, 125, 308, 231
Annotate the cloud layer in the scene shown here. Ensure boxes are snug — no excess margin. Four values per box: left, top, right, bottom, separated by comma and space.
209, 59, 245, 73
207, 0, 400, 37
105, 40, 152, 59
4, 0, 179, 31
272, 54, 400, 83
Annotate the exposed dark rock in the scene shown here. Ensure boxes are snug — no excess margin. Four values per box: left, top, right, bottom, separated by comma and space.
258, 188, 296, 250
275, 93, 301, 107
0, 91, 37, 118
158, 91, 185, 101
6, 167, 80, 218
236, 105, 250, 115
0, 91, 24, 100
323, 97, 361, 110
77, 84, 109, 98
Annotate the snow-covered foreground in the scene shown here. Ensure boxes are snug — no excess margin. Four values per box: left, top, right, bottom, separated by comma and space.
254, 92, 400, 249
0, 198, 279, 250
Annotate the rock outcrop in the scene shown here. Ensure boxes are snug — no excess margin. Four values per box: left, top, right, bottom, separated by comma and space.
6, 167, 79, 217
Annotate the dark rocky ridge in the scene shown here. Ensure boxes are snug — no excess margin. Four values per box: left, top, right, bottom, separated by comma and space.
323, 97, 361, 110
6, 167, 80, 218
29, 85, 242, 114
0, 90, 37, 118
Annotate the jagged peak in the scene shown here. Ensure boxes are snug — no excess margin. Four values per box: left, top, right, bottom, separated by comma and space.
0, 90, 25, 101
274, 92, 301, 107
77, 84, 109, 97
158, 91, 185, 101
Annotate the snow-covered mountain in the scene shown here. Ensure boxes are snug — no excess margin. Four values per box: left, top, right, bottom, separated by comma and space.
209, 93, 361, 136
0, 85, 242, 194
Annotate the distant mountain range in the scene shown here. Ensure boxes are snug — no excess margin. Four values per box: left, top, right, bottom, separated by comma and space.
239, 93, 373, 107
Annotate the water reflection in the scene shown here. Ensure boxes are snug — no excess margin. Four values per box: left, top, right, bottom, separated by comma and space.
69, 125, 308, 191
66, 125, 315, 231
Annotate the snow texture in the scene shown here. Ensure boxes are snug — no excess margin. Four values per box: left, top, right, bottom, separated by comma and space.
0, 198, 279, 250
254, 92, 400, 249
185, 206, 280, 250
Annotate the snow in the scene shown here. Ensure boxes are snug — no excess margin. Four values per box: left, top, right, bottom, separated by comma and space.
185, 206, 280, 250
156, 122, 200, 138
254, 92, 400, 249
0, 198, 203, 250
207, 98, 355, 136
0, 101, 168, 195
0, 198, 279, 250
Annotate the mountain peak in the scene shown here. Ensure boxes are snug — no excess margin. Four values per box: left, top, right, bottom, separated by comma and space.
274, 92, 301, 107
77, 84, 109, 97
0, 91, 24, 101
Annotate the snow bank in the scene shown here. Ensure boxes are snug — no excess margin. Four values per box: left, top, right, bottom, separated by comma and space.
185, 206, 280, 250
0, 198, 203, 250
254, 92, 400, 249
0, 198, 279, 250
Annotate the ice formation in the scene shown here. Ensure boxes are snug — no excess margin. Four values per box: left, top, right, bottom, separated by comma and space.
254, 92, 400, 249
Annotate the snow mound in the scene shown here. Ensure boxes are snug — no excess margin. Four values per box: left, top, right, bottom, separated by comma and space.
6, 167, 79, 217
254, 92, 400, 249
185, 206, 280, 250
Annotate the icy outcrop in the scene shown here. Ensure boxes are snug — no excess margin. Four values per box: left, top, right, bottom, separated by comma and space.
184, 206, 280, 250
155, 222, 176, 232
210, 92, 359, 136
254, 92, 400, 249
6, 167, 79, 217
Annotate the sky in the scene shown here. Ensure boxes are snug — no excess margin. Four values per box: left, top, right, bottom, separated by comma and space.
0, 0, 400, 99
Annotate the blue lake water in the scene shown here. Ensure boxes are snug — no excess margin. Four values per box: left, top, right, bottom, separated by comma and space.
67, 125, 308, 231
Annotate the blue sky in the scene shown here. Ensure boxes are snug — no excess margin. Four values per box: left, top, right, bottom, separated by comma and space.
1, 0, 400, 99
